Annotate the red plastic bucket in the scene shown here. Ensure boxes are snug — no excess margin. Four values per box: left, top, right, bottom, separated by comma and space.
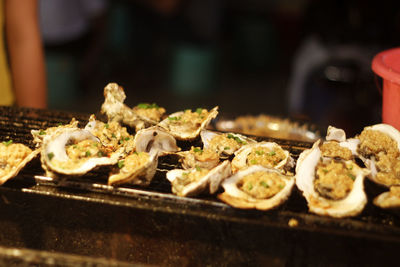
372, 47, 400, 130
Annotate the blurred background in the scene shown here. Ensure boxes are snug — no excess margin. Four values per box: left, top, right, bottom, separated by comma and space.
39, 0, 400, 137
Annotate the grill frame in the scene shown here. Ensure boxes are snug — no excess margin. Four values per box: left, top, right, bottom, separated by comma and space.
0, 106, 400, 265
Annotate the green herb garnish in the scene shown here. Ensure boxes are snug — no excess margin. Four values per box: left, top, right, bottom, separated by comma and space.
224, 146, 230, 150
260, 181, 269, 188
137, 103, 159, 109
347, 173, 356, 181
193, 147, 203, 153
322, 169, 329, 174
168, 116, 181, 121
97, 151, 104, 157
195, 166, 202, 172
268, 151, 276, 156
250, 159, 257, 165
104, 123, 109, 129
248, 183, 253, 191
255, 150, 264, 156
195, 108, 203, 115
2, 140, 13, 146
118, 160, 125, 169
85, 151, 91, 157
47, 152, 54, 160
39, 130, 46, 135
111, 133, 117, 139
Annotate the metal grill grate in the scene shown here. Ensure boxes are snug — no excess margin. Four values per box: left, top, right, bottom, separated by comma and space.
1, 105, 400, 245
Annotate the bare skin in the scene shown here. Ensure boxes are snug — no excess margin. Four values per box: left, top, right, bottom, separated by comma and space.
5, 0, 47, 108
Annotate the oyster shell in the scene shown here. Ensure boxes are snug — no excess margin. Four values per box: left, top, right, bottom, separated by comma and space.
108, 151, 158, 186
134, 126, 180, 157
41, 127, 119, 176
218, 165, 295, 210
231, 142, 294, 173
31, 118, 79, 148
200, 130, 257, 158
100, 83, 161, 131
0, 140, 40, 185
158, 107, 218, 141
296, 140, 369, 218
373, 186, 400, 209
166, 160, 231, 197
356, 123, 400, 187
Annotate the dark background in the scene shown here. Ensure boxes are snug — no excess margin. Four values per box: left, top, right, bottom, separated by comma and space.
42, 0, 400, 137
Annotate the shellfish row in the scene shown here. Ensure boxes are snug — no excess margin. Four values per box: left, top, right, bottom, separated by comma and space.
1, 82, 400, 219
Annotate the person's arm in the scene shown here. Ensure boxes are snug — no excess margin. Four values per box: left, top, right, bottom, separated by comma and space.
5, 0, 47, 108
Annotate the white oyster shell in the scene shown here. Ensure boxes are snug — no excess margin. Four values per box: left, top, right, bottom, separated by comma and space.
134, 126, 180, 157
166, 160, 231, 197
200, 130, 257, 158
0, 141, 40, 185
218, 165, 295, 210
296, 141, 369, 218
231, 142, 294, 173
41, 127, 120, 176
373, 186, 400, 209
158, 107, 218, 141
108, 152, 158, 186
31, 118, 79, 148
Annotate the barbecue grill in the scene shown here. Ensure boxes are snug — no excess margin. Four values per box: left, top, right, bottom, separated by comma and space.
0, 106, 399, 266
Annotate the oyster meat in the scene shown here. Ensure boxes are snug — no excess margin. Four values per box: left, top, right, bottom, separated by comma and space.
84, 114, 135, 156
166, 160, 231, 197
200, 130, 257, 158
231, 142, 294, 173
356, 123, 400, 187
41, 127, 120, 176
218, 165, 295, 210
296, 140, 369, 218
0, 140, 40, 185
158, 107, 218, 141
108, 151, 158, 186
177, 146, 220, 170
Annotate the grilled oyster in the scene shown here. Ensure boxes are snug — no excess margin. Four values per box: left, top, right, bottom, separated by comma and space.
41, 127, 119, 177
108, 151, 158, 186
134, 126, 180, 157
166, 160, 231, 197
177, 146, 220, 170
84, 114, 134, 156
100, 83, 162, 131
218, 165, 295, 210
158, 107, 218, 141
231, 142, 294, 174
356, 123, 400, 187
200, 130, 257, 158
0, 140, 40, 185
296, 140, 369, 218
